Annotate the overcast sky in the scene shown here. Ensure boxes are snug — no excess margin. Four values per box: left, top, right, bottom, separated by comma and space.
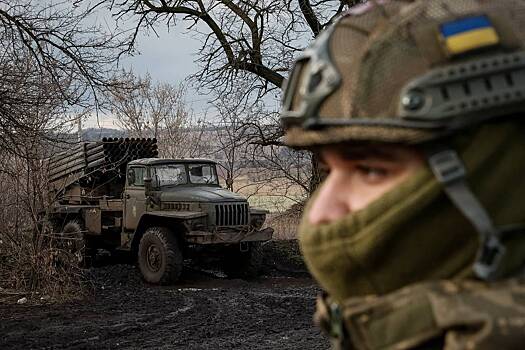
122, 26, 203, 100
84, 10, 286, 130
85, 23, 208, 129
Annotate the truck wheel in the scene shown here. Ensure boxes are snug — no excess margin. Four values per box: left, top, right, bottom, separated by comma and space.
223, 242, 264, 279
56, 220, 94, 267
138, 227, 183, 285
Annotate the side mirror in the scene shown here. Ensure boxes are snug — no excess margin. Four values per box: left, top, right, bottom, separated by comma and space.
144, 175, 160, 193
127, 169, 135, 186
144, 177, 152, 194
225, 177, 233, 189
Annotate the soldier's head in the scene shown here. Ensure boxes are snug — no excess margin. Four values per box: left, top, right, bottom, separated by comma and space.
281, 0, 525, 302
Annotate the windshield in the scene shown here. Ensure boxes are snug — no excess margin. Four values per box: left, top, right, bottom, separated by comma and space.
152, 164, 187, 187
188, 163, 219, 185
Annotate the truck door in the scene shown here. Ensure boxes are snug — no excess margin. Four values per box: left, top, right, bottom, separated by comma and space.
124, 166, 147, 230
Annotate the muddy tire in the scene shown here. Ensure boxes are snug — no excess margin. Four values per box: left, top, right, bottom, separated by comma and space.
138, 227, 183, 285
55, 220, 94, 267
223, 242, 264, 279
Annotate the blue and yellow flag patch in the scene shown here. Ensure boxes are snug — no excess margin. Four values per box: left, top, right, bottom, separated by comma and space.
440, 15, 500, 56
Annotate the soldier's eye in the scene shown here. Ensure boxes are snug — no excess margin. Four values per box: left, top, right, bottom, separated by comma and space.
356, 165, 389, 182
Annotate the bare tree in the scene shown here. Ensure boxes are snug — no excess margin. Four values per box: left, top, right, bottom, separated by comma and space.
90, 1, 369, 196
109, 71, 208, 157
0, 0, 129, 157
162, 116, 210, 159
96, 0, 365, 103
110, 71, 183, 137
242, 109, 312, 203
207, 92, 258, 192
0, 1, 132, 297
201, 89, 311, 206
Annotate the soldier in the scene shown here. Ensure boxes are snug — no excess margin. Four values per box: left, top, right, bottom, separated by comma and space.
280, 0, 525, 348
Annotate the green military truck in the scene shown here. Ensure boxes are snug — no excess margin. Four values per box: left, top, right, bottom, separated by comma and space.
45, 138, 273, 284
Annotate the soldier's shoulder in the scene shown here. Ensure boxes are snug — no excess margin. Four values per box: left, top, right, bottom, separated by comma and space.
339, 279, 525, 349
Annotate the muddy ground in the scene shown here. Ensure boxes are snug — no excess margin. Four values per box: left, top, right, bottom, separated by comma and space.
0, 241, 330, 349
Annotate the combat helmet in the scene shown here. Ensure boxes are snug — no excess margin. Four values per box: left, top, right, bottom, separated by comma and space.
281, 0, 525, 281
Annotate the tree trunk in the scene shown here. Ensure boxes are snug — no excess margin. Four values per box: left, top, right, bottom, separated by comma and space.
308, 152, 326, 195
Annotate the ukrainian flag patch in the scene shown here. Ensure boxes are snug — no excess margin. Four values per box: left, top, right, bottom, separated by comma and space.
440, 15, 500, 55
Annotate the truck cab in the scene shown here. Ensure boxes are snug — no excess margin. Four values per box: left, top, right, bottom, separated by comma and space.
121, 158, 272, 284
124, 158, 224, 230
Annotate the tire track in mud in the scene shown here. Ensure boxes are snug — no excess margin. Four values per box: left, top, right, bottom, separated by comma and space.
1, 264, 329, 350
152, 285, 325, 350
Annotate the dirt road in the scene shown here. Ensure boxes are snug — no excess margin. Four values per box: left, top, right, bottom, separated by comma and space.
0, 242, 330, 350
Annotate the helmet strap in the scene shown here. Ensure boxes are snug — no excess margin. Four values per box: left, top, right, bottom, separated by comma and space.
425, 145, 506, 281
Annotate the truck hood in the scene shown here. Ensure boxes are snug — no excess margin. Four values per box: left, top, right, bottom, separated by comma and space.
159, 186, 246, 203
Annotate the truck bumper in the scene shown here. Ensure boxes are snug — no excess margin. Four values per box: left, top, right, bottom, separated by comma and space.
185, 227, 273, 245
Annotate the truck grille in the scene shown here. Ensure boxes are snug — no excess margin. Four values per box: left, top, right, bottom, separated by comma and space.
215, 203, 249, 226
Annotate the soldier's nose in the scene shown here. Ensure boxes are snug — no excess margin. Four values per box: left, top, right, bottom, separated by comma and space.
308, 172, 351, 225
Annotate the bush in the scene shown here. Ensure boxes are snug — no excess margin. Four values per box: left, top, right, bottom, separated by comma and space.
266, 202, 303, 240
0, 223, 90, 302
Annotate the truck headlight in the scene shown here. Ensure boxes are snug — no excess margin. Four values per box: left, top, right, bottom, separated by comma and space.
250, 215, 265, 230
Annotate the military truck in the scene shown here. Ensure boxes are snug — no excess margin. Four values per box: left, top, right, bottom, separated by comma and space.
45, 138, 273, 284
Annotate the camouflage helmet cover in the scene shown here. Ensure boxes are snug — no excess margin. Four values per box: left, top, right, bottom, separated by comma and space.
281, 0, 525, 147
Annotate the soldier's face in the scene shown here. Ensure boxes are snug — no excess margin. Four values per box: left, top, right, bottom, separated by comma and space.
309, 145, 424, 225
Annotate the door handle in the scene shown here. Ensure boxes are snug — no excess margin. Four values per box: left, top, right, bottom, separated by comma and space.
125, 194, 131, 199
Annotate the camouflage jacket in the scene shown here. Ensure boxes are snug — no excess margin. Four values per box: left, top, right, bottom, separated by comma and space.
315, 279, 525, 350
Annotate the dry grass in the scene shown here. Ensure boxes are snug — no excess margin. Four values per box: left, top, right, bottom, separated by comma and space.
229, 172, 307, 213
228, 173, 306, 240
0, 224, 90, 304
266, 203, 304, 240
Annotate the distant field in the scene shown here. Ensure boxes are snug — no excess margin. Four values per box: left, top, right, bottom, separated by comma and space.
227, 172, 306, 213
245, 194, 301, 212
218, 170, 307, 239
